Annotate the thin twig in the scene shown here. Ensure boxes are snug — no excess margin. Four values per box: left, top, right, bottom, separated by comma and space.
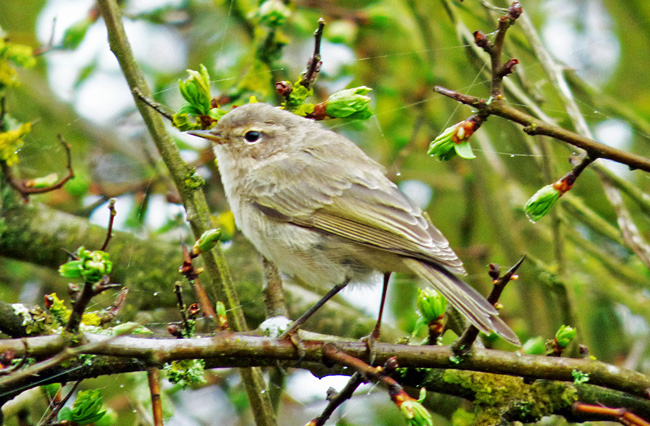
174, 281, 190, 332
2, 135, 75, 201
66, 276, 113, 334
100, 198, 117, 251
132, 87, 174, 121
310, 372, 364, 426
453, 256, 525, 352
300, 18, 326, 89
39, 381, 81, 426
573, 402, 650, 426
0, 325, 140, 390
433, 86, 650, 172
147, 367, 164, 426
179, 243, 217, 322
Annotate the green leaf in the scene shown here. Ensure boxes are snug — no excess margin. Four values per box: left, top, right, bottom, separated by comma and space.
453, 141, 476, 159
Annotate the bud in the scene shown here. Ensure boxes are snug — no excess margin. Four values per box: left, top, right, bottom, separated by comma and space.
521, 336, 545, 355
172, 113, 201, 132
325, 86, 373, 120
57, 389, 106, 425
25, 173, 59, 189
62, 18, 93, 50
416, 288, 447, 322
59, 247, 112, 283
428, 119, 478, 161
524, 184, 560, 222
555, 325, 576, 348
176, 64, 212, 117
191, 228, 222, 256
256, 0, 292, 28
216, 301, 229, 330
392, 388, 433, 426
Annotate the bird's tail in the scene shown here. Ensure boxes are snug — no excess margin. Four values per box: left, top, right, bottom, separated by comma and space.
403, 258, 520, 346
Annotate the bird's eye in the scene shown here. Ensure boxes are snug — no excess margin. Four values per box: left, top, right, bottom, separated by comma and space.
244, 131, 261, 143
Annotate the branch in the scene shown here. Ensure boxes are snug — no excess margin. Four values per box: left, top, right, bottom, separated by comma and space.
433, 86, 650, 172
95, 1, 275, 423
3, 333, 650, 400
2, 135, 75, 201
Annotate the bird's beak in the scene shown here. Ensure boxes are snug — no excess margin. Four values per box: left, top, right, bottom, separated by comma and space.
188, 129, 225, 144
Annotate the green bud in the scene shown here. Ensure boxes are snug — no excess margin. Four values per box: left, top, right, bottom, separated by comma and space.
58, 389, 106, 425
27, 173, 58, 188
164, 359, 207, 388
62, 18, 93, 50
571, 369, 589, 385
58, 260, 85, 278
59, 248, 112, 283
257, 0, 292, 28
192, 228, 222, 255
172, 112, 202, 131
177, 64, 212, 116
95, 408, 118, 426
394, 388, 433, 426
524, 184, 561, 222
416, 288, 447, 322
3, 42, 36, 68
208, 107, 227, 121
521, 336, 545, 355
216, 300, 229, 329
555, 325, 576, 348
428, 120, 477, 161
325, 86, 373, 120
428, 125, 456, 160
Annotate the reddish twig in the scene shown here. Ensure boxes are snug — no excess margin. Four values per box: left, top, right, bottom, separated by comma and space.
173, 281, 191, 333
2, 135, 75, 201
147, 367, 164, 426
100, 287, 129, 325
453, 256, 525, 353
300, 18, 326, 89
41, 381, 81, 425
179, 243, 218, 325
573, 402, 650, 426
100, 198, 117, 251
473, 2, 522, 97
66, 276, 121, 334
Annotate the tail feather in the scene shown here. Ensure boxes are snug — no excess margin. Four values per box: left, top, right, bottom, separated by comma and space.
403, 258, 520, 346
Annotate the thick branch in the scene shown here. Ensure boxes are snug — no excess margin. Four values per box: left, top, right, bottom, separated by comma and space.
3, 333, 650, 400
96, 1, 275, 422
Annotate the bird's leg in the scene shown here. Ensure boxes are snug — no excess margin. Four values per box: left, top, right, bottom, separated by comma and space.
280, 278, 350, 339
364, 272, 391, 364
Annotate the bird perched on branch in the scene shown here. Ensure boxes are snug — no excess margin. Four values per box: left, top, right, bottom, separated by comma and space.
191, 103, 519, 346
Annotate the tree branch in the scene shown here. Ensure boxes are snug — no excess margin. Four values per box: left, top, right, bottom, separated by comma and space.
433, 86, 650, 172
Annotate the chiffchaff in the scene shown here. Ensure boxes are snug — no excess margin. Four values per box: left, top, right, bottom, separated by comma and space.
191, 103, 519, 345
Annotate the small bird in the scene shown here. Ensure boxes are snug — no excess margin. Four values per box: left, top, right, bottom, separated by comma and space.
190, 102, 519, 345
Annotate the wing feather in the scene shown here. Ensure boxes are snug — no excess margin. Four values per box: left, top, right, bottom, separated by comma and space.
246, 133, 464, 274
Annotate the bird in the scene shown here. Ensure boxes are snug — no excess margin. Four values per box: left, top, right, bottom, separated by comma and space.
190, 102, 519, 346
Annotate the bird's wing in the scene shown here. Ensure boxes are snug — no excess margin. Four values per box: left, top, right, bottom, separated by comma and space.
248, 140, 465, 274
